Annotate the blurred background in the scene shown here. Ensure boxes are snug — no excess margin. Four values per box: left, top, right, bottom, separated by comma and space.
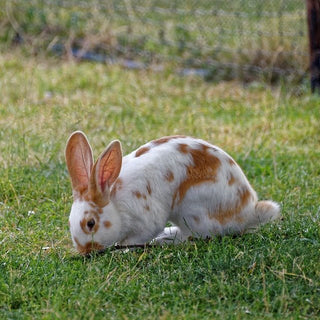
0, 0, 308, 85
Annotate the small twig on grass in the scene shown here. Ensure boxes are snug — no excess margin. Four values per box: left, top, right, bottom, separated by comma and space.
111, 243, 157, 251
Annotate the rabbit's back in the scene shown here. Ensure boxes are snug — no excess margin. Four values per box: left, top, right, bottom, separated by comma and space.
113, 136, 258, 240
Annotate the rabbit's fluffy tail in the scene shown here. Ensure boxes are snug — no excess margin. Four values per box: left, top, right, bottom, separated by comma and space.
255, 200, 280, 223
246, 200, 280, 230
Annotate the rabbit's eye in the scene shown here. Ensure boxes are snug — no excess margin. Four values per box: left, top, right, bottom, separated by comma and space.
87, 218, 95, 230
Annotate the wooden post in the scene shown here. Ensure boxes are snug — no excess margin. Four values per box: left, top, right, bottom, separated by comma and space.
306, 0, 320, 94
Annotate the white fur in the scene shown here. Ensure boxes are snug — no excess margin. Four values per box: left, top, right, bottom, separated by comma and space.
67, 135, 280, 252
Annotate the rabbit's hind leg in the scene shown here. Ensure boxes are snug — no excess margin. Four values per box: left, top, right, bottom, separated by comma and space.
152, 226, 191, 245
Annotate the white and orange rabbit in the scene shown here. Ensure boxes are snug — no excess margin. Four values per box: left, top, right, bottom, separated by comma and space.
65, 131, 280, 255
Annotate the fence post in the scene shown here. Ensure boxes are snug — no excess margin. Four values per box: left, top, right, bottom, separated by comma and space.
306, 0, 320, 93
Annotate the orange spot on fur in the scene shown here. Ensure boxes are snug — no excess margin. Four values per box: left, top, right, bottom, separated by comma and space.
104, 220, 112, 228
110, 178, 123, 198
144, 205, 150, 211
80, 218, 90, 235
239, 187, 251, 207
133, 190, 148, 200
133, 191, 142, 199
208, 187, 252, 224
165, 170, 174, 182
172, 144, 221, 208
152, 137, 170, 145
135, 146, 150, 157
152, 135, 186, 145
178, 143, 189, 154
146, 181, 152, 195
74, 237, 104, 255
228, 173, 236, 186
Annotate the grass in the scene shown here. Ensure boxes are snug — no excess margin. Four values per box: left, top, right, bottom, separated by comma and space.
0, 50, 320, 319
0, 0, 308, 82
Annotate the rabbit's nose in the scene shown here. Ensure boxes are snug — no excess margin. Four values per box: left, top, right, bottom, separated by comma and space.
87, 218, 95, 231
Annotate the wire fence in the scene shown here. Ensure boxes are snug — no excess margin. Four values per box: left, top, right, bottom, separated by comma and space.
0, 0, 308, 83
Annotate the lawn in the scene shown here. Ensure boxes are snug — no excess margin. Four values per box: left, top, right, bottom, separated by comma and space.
0, 50, 319, 319
0, 0, 307, 81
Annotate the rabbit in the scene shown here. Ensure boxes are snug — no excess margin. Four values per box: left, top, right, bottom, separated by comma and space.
65, 131, 280, 255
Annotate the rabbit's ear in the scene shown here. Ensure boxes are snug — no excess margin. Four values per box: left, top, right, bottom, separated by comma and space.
92, 140, 122, 194
65, 131, 93, 195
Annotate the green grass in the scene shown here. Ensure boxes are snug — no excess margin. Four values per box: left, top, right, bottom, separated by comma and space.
0, 51, 320, 319
0, 0, 308, 82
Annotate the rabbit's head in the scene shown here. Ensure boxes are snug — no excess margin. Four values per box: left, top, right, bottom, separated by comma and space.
65, 131, 123, 255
